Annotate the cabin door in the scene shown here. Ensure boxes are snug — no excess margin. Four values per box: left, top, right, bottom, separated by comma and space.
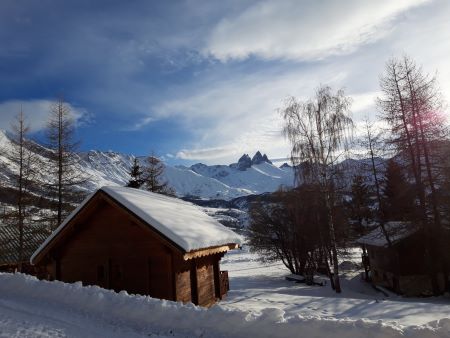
108, 258, 124, 292
148, 252, 174, 300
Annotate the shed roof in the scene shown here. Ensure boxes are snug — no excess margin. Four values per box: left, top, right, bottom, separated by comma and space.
0, 224, 49, 265
356, 221, 418, 247
31, 186, 242, 264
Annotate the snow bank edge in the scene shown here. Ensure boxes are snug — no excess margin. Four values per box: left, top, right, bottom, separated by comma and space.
0, 273, 448, 338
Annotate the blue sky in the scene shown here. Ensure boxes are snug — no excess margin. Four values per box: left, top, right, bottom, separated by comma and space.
0, 0, 449, 165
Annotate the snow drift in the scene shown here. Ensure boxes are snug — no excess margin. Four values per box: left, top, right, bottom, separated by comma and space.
0, 273, 448, 338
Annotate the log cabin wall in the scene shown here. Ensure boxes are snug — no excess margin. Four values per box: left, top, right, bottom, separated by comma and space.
47, 201, 178, 300
173, 256, 192, 303
195, 256, 217, 307
38, 194, 233, 306
172, 255, 221, 306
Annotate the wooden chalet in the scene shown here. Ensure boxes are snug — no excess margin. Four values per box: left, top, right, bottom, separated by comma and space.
31, 186, 242, 307
357, 222, 448, 296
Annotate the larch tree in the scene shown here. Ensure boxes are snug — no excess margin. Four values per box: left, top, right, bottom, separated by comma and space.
378, 55, 448, 294
142, 153, 175, 196
281, 85, 354, 293
46, 98, 87, 228
6, 110, 40, 270
361, 120, 392, 247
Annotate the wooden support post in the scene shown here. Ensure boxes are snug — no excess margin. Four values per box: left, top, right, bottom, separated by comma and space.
190, 260, 198, 305
213, 259, 221, 299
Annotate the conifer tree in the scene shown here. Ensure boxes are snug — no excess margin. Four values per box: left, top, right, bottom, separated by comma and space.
126, 158, 144, 188
382, 159, 415, 221
46, 98, 87, 228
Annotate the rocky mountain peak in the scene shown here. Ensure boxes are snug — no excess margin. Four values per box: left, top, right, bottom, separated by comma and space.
229, 151, 273, 171
236, 154, 252, 171
251, 151, 272, 165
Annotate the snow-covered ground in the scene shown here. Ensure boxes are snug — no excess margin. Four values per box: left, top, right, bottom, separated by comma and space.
0, 246, 450, 337
221, 246, 450, 326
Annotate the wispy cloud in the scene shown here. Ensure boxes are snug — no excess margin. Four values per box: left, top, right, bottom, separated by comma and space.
176, 145, 239, 161
124, 116, 157, 131
154, 66, 349, 163
0, 0, 448, 165
205, 0, 432, 61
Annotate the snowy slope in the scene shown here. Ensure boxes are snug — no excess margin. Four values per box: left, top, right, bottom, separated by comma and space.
163, 165, 252, 200
0, 267, 449, 337
0, 130, 294, 200
221, 245, 450, 327
190, 162, 293, 195
0, 129, 387, 201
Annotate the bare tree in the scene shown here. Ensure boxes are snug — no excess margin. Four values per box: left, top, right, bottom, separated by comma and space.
46, 98, 87, 228
347, 174, 372, 279
362, 120, 393, 247
6, 110, 40, 270
281, 85, 354, 293
249, 186, 340, 279
142, 153, 175, 196
378, 55, 448, 294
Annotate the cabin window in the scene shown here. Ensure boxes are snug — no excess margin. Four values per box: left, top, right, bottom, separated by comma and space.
97, 265, 105, 281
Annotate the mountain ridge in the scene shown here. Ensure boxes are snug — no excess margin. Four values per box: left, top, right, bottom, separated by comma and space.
0, 130, 293, 201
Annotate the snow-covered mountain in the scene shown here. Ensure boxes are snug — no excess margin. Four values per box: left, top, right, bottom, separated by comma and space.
0, 130, 294, 200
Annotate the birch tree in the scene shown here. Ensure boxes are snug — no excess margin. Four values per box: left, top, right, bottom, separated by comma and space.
281, 85, 354, 293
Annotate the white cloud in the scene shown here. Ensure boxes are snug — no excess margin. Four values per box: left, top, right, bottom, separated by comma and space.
205, 0, 432, 61
176, 145, 239, 161
125, 116, 156, 131
0, 99, 88, 132
154, 66, 352, 164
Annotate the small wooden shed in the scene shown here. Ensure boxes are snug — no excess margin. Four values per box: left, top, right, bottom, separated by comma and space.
357, 222, 447, 296
31, 186, 242, 306
0, 223, 49, 274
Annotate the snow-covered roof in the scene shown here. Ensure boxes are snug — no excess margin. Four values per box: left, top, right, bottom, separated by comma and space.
31, 186, 242, 264
356, 221, 419, 247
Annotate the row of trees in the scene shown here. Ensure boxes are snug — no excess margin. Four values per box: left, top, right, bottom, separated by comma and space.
1, 99, 86, 270
126, 155, 175, 196
249, 55, 450, 294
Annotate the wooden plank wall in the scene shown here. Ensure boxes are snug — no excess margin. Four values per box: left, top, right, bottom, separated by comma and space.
52, 202, 177, 299
175, 269, 191, 303
196, 256, 216, 307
